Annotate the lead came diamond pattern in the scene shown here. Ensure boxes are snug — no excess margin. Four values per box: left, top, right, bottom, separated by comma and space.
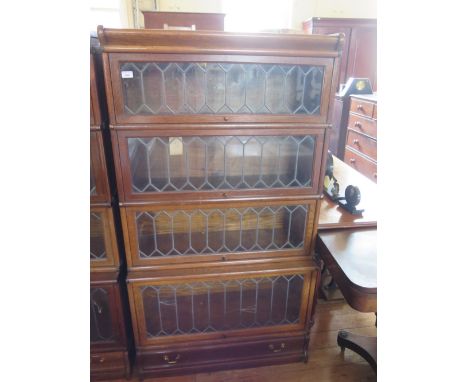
141, 274, 304, 337
136, 205, 308, 258
128, 135, 315, 193
121, 63, 324, 115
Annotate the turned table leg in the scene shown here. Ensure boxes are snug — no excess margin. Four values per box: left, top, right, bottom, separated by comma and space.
337, 330, 377, 372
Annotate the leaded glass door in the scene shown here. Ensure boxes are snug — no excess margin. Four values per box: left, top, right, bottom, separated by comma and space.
114, 128, 325, 202
122, 199, 316, 267
90, 131, 111, 204
91, 207, 120, 268
91, 285, 122, 349
128, 261, 317, 346
108, 54, 334, 124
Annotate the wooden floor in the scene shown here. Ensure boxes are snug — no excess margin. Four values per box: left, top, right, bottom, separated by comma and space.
115, 299, 377, 382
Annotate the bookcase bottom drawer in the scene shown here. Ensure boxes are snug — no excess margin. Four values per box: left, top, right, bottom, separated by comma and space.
90, 351, 130, 381
137, 335, 306, 378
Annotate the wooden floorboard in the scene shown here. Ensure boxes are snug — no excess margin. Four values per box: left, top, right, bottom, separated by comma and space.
109, 299, 377, 382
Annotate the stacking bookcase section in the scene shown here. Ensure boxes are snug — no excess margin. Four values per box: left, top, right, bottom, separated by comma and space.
90, 206, 120, 269
121, 199, 317, 268
91, 271, 130, 380
111, 126, 326, 203
98, 26, 343, 378
91, 42, 131, 381
127, 259, 319, 377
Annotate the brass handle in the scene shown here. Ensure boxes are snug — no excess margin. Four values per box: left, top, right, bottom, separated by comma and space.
269, 343, 286, 353
222, 192, 228, 198
354, 121, 362, 129
353, 139, 359, 145
350, 158, 356, 164
223, 116, 229, 121
357, 104, 364, 110
99, 358, 105, 363
163, 354, 180, 364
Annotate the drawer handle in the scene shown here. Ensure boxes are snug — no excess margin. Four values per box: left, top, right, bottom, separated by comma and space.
357, 104, 364, 110
354, 121, 362, 129
349, 158, 356, 164
222, 192, 228, 198
353, 139, 359, 145
269, 343, 286, 353
163, 354, 180, 364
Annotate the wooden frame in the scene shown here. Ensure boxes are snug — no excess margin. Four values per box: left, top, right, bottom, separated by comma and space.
120, 198, 317, 269
127, 259, 318, 347
90, 206, 120, 269
111, 125, 326, 204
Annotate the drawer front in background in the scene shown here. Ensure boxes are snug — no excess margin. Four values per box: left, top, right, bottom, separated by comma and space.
114, 129, 325, 202
347, 113, 377, 139
90, 131, 111, 204
108, 53, 334, 124
139, 336, 305, 371
350, 98, 374, 118
90, 207, 119, 268
344, 147, 377, 182
129, 267, 316, 346
346, 130, 377, 161
122, 199, 317, 267
90, 284, 123, 350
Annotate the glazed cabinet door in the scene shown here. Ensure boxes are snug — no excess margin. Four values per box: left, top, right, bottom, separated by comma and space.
90, 207, 120, 268
90, 283, 124, 350
90, 54, 102, 127
90, 131, 111, 204
128, 261, 318, 346
108, 54, 334, 124
113, 128, 325, 202
121, 199, 317, 267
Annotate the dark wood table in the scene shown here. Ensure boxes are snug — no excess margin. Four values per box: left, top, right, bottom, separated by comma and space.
316, 157, 377, 371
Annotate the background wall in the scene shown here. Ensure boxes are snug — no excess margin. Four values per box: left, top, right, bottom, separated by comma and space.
120, 0, 377, 30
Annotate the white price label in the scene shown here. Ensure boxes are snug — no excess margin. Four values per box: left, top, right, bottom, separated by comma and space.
121, 71, 134, 79
169, 138, 183, 156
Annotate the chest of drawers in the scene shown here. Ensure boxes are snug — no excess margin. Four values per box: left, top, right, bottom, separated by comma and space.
97, 26, 343, 378
343, 94, 377, 182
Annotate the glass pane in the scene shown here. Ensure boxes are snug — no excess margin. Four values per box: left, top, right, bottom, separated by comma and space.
120, 62, 324, 115
90, 287, 114, 342
128, 135, 315, 193
90, 212, 106, 260
141, 274, 304, 338
136, 205, 308, 258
